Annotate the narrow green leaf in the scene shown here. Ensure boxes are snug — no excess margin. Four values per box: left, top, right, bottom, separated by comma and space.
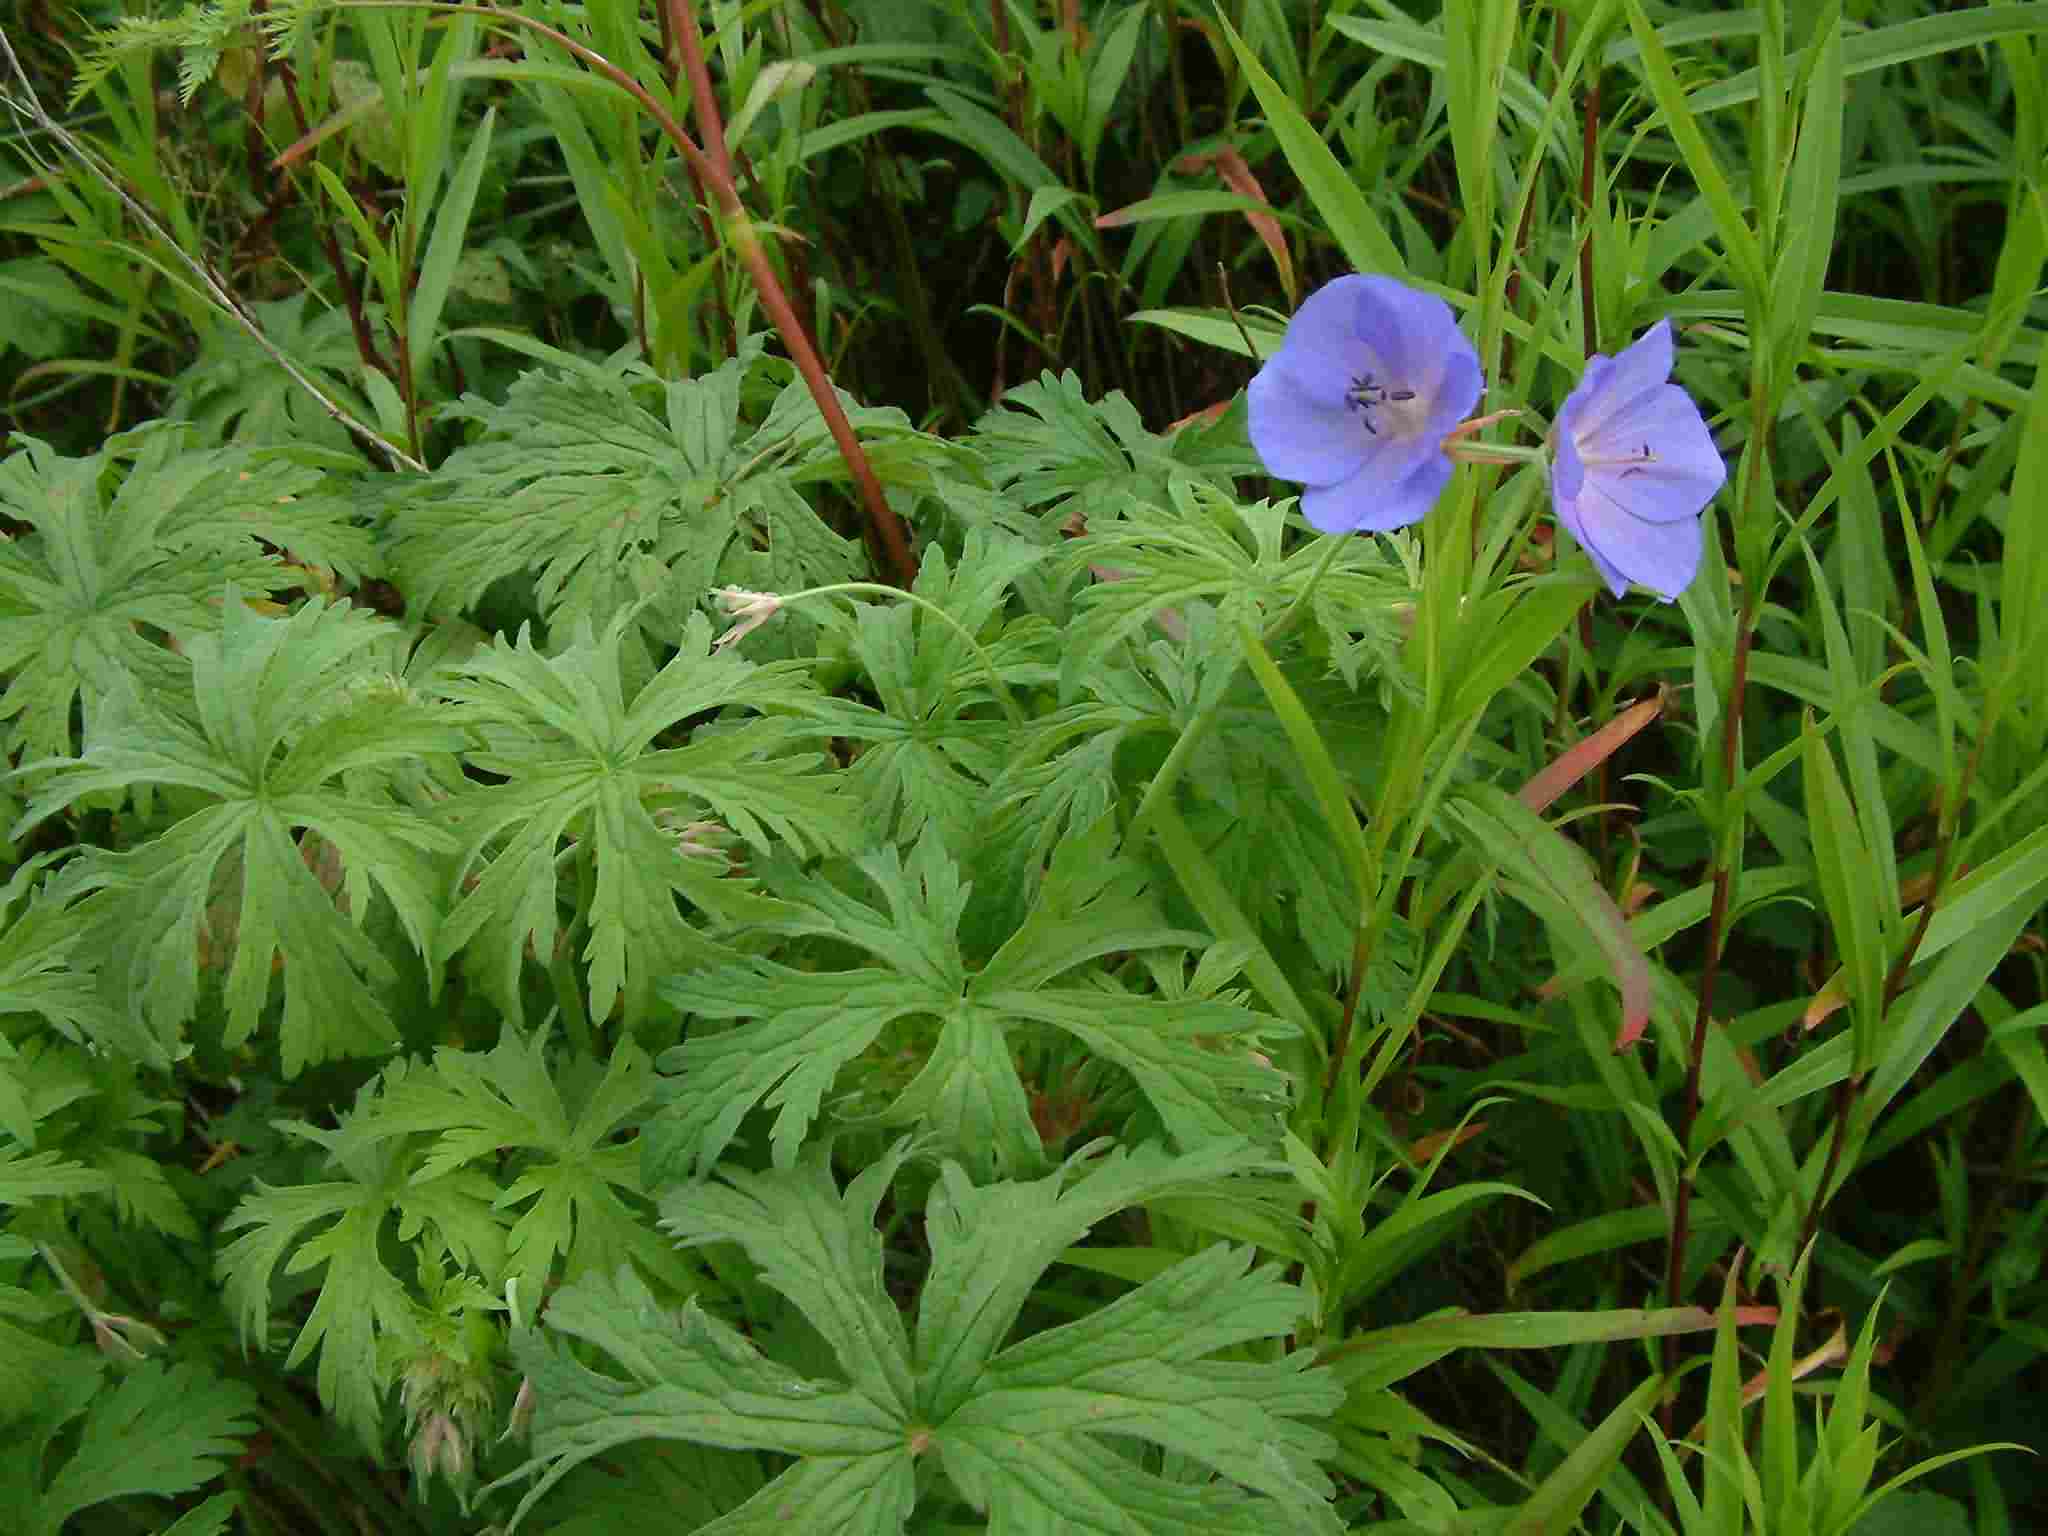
410, 13, 477, 216
1149, 797, 1316, 1038
1446, 575, 1601, 726
1769, 10, 1843, 365
1016, 185, 1086, 253
1507, 1205, 1730, 1295
1800, 716, 1884, 1069
1329, 1302, 1768, 1370
1701, 1263, 1748, 1533
1126, 305, 1285, 358
1506, 1372, 1665, 1536
1326, 15, 1562, 154
1447, 786, 1651, 1050
1761, 1246, 1814, 1531
925, 85, 1057, 190
1238, 620, 1373, 916
1080, 4, 1148, 174
1333, 1182, 1543, 1309
1214, 13, 1405, 276
1859, 889, 2040, 1137
1799, 537, 1900, 955
1096, 191, 1310, 231
408, 106, 496, 390
1999, 263, 2048, 694
1622, 0, 1767, 297
1688, 4, 2048, 114
1443, 0, 1516, 275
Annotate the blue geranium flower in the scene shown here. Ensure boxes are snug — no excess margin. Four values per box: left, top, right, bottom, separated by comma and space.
1550, 319, 1726, 600
1247, 274, 1484, 534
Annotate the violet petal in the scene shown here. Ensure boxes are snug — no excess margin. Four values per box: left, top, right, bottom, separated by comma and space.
1303, 446, 1455, 535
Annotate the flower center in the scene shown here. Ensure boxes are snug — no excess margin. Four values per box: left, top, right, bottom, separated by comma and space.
1579, 439, 1660, 478
1344, 372, 1420, 438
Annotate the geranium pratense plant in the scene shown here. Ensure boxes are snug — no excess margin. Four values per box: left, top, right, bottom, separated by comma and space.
1549, 319, 1726, 600
1248, 274, 1483, 533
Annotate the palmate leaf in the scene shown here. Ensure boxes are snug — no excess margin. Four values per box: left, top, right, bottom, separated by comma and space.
798, 532, 1056, 857
974, 613, 1247, 937
1061, 477, 1413, 698
165, 293, 375, 452
326, 1030, 676, 1295
0, 1036, 198, 1238
643, 818, 1294, 1185
218, 1102, 506, 1448
499, 1141, 1341, 1536
521, 1442, 766, 1536
387, 352, 876, 635
19, 592, 465, 1074
0, 1146, 111, 1207
432, 610, 857, 1031
0, 1355, 258, 1536
0, 858, 138, 1141
970, 371, 1260, 535
0, 424, 375, 759
988, 621, 1392, 985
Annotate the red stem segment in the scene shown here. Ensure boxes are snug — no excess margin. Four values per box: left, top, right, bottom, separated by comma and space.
666, 0, 733, 183
1660, 606, 1753, 1431
399, 1, 919, 587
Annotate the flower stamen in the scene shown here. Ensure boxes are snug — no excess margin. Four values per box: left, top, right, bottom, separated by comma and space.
1587, 441, 1659, 478
1344, 372, 1418, 436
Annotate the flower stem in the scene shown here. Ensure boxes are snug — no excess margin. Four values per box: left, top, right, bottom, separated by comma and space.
1443, 412, 1544, 467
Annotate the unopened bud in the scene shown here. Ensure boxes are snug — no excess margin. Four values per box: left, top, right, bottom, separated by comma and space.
713, 587, 783, 649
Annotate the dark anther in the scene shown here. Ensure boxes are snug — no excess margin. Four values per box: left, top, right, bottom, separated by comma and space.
1346, 372, 1407, 434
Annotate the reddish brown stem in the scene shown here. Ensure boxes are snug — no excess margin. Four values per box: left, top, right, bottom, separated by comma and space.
1881, 714, 1986, 1012
655, 0, 737, 355
250, 0, 394, 383
666, 0, 733, 183
990, 0, 1021, 130
1660, 606, 1753, 1433
413, 0, 916, 586
1322, 921, 1375, 1105
1798, 1074, 1860, 1259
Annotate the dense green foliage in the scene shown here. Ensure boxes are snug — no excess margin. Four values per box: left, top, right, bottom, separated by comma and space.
0, 0, 2044, 1531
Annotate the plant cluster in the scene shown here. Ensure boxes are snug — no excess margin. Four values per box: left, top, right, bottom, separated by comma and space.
0, 0, 2044, 1533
